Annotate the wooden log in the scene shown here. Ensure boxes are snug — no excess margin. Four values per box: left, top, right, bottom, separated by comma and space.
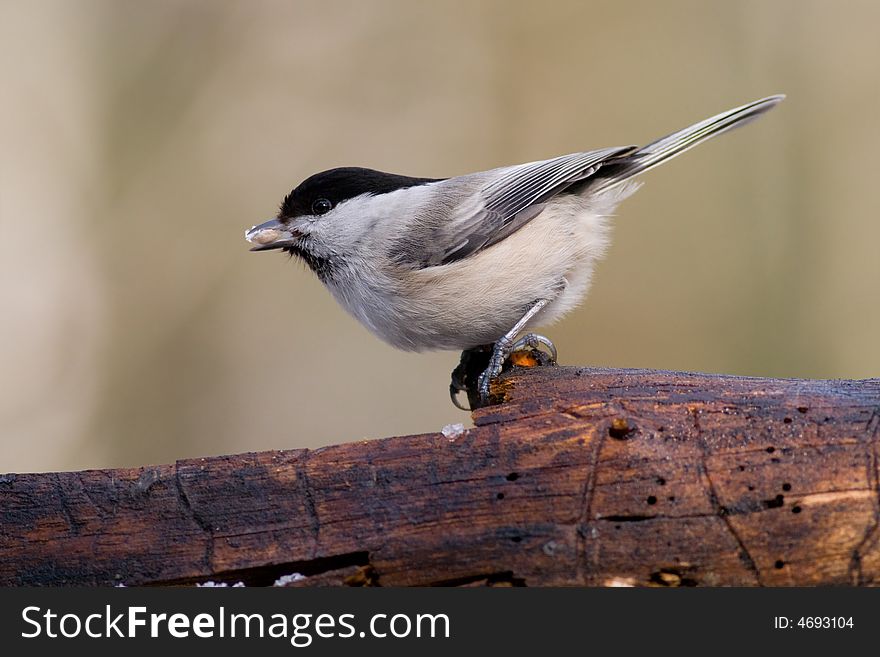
1, 365, 878, 586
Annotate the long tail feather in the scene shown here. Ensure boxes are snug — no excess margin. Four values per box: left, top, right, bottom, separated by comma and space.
589, 94, 785, 192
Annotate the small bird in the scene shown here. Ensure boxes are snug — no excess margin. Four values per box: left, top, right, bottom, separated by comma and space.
246, 95, 784, 406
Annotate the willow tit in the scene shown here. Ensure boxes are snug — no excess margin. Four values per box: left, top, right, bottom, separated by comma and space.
246, 95, 784, 406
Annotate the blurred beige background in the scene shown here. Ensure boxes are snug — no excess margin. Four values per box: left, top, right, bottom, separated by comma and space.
1, 0, 878, 473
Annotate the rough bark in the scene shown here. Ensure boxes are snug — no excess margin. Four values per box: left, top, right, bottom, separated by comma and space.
2, 365, 879, 586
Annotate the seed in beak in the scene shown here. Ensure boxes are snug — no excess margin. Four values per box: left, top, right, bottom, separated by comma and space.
247, 227, 283, 245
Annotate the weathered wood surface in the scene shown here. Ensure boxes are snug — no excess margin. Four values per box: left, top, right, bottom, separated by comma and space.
1, 365, 879, 586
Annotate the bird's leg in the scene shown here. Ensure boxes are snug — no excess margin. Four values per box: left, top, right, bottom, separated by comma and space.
478, 297, 553, 402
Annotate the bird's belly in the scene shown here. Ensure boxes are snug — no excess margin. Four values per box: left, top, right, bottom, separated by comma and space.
330, 201, 611, 352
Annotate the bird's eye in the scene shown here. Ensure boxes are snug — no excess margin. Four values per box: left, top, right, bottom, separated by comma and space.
312, 198, 333, 215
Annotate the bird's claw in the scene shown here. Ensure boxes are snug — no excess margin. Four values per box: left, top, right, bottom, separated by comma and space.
477, 333, 557, 403
449, 369, 471, 410
510, 333, 557, 362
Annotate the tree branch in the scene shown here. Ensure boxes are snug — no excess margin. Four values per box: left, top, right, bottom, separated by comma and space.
2, 365, 879, 586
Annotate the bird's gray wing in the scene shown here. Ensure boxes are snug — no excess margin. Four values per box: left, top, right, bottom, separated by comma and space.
432, 146, 636, 266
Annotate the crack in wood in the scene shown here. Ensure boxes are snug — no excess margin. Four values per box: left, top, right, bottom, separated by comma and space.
849, 438, 880, 585
428, 570, 526, 587
597, 511, 738, 523
357, 458, 394, 554
295, 450, 320, 558
174, 462, 215, 572
576, 418, 607, 585
159, 551, 373, 587
474, 403, 568, 427
53, 474, 79, 535
705, 441, 862, 457
76, 473, 101, 512
865, 407, 880, 437
602, 515, 655, 522
692, 408, 762, 585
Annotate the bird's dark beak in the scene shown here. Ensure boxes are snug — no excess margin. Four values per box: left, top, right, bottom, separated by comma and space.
245, 219, 300, 252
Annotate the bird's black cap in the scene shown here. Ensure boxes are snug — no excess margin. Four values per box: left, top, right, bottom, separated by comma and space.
279, 167, 442, 219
